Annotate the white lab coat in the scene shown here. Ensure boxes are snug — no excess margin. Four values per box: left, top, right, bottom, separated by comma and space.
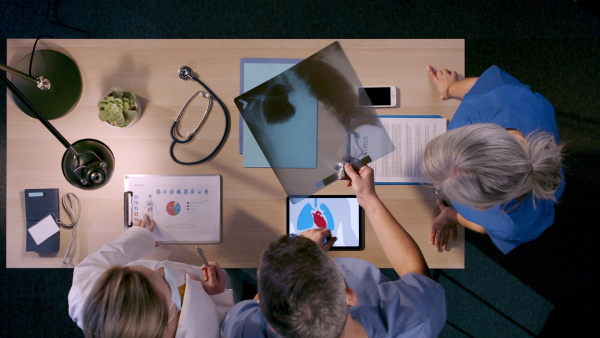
68, 226, 234, 338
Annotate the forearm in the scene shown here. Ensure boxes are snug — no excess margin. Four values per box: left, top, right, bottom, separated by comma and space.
210, 289, 235, 323
361, 195, 430, 277
457, 212, 487, 233
443, 205, 487, 234
448, 77, 478, 99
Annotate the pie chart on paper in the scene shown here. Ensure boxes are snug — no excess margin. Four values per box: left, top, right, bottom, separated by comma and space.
166, 201, 181, 216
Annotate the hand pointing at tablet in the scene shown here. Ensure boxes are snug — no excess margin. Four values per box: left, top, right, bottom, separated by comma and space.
300, 228, 337, 252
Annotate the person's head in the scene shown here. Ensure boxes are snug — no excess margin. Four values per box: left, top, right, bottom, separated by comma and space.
422, 123, 563, 209
258, 235, 349, 338
82, 265, 174, 338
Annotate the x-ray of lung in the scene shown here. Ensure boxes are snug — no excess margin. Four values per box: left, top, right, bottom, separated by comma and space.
234, 41, 395, 198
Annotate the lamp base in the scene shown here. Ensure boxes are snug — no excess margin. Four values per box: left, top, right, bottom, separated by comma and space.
11, 49, 82, 120
62, 139, 115, 190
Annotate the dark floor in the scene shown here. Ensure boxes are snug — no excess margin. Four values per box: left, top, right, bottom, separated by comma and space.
2, 0, 600, 337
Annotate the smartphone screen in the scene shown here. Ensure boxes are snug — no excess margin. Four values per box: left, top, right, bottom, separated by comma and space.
358, 87, 392, 106
287, 195, 364, 250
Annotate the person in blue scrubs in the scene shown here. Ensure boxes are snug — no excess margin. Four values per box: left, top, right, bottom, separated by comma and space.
423, 65, 565, 254
222, 164, 446, 337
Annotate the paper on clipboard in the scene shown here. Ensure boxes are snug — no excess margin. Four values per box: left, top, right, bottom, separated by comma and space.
124, 174, 221, 243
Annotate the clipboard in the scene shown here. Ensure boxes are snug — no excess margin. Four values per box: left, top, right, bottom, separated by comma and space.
124, 174, 221, 243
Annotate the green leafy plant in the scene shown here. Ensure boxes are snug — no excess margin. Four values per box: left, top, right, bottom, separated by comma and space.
98, 86, 138, 127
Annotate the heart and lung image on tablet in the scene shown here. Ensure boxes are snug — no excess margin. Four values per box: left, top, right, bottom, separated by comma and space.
288, 196, 361, 248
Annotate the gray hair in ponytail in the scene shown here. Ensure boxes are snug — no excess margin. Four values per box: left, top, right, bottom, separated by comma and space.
422, 123, 563, 210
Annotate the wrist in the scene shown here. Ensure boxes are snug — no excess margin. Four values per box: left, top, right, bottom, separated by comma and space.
448, 77, 478, 100
359, 194, 385, 217
446, 206, 459, 224
445, 83, 455, 99
357, 192, 379, 207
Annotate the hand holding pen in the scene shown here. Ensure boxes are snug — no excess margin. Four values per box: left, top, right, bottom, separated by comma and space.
196, 246, 226, 295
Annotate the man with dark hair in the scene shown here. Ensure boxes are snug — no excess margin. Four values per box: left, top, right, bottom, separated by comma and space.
222, 164, 446, 337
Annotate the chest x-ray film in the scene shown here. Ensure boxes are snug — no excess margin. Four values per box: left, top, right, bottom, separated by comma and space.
234, 41, 395, 198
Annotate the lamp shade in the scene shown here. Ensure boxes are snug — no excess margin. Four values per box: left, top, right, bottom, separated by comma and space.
62, 139, 115, 190
10, 49, 82, 120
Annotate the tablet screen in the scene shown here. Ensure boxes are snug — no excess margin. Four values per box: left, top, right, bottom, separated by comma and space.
287, 195, 364, 250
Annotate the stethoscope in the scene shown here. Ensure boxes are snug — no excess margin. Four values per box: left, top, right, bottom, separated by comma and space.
170, 66, 230, 165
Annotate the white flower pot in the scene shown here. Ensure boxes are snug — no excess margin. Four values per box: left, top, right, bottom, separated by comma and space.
101, 91, 142, 129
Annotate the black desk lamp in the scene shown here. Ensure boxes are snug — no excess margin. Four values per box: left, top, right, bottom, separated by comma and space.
1, 50, 114, 190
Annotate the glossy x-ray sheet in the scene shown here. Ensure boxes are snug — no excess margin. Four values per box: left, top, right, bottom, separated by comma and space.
234, 41, 395, 197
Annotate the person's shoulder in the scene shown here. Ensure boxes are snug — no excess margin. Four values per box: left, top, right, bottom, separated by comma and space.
229, 299, 261, 317
334, 257, 380, 275
367, 273, 446, 337
480, 65, 521, 84
222, 300, 271, 338
465, 65, 527, 99
333, 256, 370, 265
399, 272, 443, 289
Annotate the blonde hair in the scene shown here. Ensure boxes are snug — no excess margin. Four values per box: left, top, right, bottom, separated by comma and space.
82, 266, 167, 338
422, 123, 564, 210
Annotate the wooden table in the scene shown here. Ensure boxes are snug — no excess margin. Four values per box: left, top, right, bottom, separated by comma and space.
5, 39, 465, 268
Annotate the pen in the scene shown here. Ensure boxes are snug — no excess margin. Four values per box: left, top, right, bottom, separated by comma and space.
195, 246, 210, 267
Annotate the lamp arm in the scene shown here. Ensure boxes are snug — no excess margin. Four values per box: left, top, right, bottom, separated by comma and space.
0, 70, 76, 154
0, 63, 51, 90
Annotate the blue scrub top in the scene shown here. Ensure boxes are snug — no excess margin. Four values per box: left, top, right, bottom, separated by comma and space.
448, 66, 564, 254
221, 258, 446, 337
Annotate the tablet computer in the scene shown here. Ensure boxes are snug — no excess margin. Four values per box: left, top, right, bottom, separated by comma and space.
287, 195, 364, 251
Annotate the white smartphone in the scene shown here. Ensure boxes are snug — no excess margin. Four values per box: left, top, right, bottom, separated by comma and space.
357, 86, 398, 108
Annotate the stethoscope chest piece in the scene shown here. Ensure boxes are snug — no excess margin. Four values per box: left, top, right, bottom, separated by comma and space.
178, 66, 194, 80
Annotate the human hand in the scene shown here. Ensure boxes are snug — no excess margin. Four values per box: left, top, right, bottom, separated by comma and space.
343, 164, 377, 204
300, 228, 337, 252
133, 214, 159, 246
134, 214, 156, 232
426, 65, 458, 100
200, 261, 227, 295
430, 199, 458, 251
